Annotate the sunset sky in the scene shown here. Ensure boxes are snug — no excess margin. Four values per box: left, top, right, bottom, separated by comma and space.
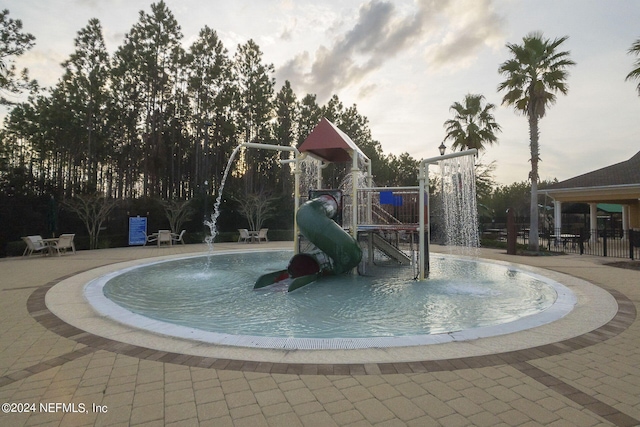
6, 0, 640, 185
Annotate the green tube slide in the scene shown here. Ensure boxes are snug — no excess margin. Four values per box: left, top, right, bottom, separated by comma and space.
253, 194, 362, 292
296, 195, 362, 275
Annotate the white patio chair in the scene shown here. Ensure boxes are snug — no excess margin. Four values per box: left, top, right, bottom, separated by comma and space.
157, 230, 172, 246
22, 235, 48, 256
51, 234, 76, 255
238, 229, 252, 243
256, 228, 269, 243
171, 230, 186, 245
144, 233, 158, 246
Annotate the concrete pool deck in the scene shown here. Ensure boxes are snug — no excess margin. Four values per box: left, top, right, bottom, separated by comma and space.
1, 241, 639, 426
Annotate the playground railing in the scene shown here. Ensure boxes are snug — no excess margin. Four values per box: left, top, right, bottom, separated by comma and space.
342, 187, 421, 230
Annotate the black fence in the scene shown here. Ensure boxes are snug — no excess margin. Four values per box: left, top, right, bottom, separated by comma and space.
514, 226, 640, 260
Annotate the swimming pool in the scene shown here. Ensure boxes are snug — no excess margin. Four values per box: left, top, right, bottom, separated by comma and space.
85, 250, 575, 349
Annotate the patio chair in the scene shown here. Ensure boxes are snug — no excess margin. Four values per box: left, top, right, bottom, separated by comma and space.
157, 230, 172, 246
238, 229, 252, 243
22, 235, 48, 256
171, 230, 186, 245
144, 233, 157, 246
256, 228, 269, 243
51, 234, 76, 255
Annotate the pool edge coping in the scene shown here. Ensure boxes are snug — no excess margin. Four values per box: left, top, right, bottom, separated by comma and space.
42, 249, 619, 365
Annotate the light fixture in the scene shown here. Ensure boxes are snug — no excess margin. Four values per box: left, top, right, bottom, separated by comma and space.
438, 142, 447, 156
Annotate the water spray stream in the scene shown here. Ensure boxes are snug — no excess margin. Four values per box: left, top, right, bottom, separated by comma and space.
204, 143, 243, 251
438, 154, 479, 253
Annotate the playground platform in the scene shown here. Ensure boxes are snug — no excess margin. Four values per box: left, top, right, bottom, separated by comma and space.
1, 242, 639, 426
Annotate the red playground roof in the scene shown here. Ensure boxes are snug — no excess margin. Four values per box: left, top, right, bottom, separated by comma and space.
298, 118, 367, 163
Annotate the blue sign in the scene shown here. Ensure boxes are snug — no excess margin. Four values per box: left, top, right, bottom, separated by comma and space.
129, 216, 148, 245
380, 191, 403, 206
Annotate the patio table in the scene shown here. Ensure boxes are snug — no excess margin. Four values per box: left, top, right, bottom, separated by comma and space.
40, 237, 60, 256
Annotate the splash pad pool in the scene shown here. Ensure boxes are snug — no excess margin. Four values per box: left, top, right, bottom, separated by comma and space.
84, 249, 577, 350
43, 243, 619, 364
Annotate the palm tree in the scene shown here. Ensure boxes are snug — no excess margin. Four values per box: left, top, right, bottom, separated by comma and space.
443, 94, 501, 153
626, 38, 640, 95
497, 32, 575, 251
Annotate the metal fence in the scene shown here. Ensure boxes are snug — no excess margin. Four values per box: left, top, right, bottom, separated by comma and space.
514, 226, 640, 260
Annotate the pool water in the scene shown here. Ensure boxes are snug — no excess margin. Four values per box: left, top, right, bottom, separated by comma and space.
100, 250, 559, 339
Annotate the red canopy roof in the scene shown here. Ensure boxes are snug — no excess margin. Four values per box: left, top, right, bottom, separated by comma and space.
298, 118, 367, 163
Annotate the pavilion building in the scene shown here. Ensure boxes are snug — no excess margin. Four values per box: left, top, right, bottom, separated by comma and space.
541, 151, 640, 240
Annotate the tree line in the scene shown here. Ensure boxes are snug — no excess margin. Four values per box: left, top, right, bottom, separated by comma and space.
0, 2, 420, 206
2, 4, 639, 254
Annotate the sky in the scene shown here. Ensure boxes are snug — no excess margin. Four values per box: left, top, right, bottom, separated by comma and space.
5, 0, 640, 186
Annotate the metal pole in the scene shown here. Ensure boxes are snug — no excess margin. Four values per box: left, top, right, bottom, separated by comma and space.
351, 151, 360, 240
293, 159, 301, 254
425, 164, 430, 278
317, 161, 323, 189
421, 148, 478, 166
292, 153, 308, 254
418, 162, 427, 280
350, 151, 361, 275
366, 160, 373, 224
242, 142, 298, 153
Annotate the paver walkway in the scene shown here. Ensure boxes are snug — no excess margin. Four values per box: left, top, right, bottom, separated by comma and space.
0, 242, 639, 426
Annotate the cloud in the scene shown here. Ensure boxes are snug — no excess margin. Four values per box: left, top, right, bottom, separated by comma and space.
357, 82, 378, 99
279, 17, 297, 41
425, 0, 505, 69
280, 26, 294, 41
276, 0, 505, 102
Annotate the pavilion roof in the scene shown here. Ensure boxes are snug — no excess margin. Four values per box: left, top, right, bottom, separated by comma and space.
546, 150, 640, 190
541, 150, 640, 205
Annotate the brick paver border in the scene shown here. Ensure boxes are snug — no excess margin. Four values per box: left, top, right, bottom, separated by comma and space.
4, 271, 637, 427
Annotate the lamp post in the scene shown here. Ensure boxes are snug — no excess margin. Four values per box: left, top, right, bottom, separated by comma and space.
438, 142, 448, 214
438, 141, 447, 156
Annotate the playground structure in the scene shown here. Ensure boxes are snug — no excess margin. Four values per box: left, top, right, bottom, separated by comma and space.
241, 118, 477, 291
